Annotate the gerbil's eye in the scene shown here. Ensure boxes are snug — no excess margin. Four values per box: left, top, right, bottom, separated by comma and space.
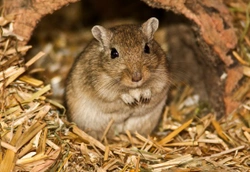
111, 48, 119, 59
144, 43, 150, 54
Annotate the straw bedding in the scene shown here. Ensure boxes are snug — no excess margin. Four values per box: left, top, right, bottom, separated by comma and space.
0, 2, 250, 171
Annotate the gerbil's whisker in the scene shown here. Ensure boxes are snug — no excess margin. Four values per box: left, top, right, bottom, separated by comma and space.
95, 79, 120, 96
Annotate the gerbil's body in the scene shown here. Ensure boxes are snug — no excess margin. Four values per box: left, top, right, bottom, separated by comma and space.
65, 18, 170, 139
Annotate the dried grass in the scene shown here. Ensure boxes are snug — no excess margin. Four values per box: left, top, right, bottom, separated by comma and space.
0, 1, 250, 172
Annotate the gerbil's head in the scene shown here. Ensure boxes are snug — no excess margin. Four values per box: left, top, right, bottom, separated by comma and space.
91, 17, 167, 88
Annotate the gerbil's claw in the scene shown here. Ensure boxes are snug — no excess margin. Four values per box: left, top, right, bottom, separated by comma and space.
140, 97, 150, 104
135, 99, 139, 105
145, 98, 150, 103
140, 97, 145, 103
131, 99, 139, 106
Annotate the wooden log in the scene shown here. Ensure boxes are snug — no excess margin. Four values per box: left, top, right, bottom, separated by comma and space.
3, 0, 80, 44
3, 0, 239, 116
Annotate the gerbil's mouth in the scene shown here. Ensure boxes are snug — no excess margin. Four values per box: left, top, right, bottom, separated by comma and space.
120, 70, 150, 88
121, 78, 145, 88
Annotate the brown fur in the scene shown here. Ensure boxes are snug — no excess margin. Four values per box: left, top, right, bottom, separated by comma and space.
65, 18, 170, 139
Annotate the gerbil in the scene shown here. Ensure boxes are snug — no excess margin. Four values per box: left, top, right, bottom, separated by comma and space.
65, 17, 170, 139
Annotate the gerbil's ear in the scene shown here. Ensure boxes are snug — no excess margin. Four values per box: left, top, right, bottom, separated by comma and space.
141, 17, 159, 41
91, 25, 112, 47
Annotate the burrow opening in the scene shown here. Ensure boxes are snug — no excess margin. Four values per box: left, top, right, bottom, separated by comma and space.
27, 0, 222, 120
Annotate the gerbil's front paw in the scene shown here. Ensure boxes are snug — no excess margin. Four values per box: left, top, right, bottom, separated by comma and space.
121, 93, 138, 106
128, 89, 151, 105
140, 89, 151, 103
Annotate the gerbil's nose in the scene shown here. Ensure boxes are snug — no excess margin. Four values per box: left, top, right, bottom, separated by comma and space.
132, 71, 142, 82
